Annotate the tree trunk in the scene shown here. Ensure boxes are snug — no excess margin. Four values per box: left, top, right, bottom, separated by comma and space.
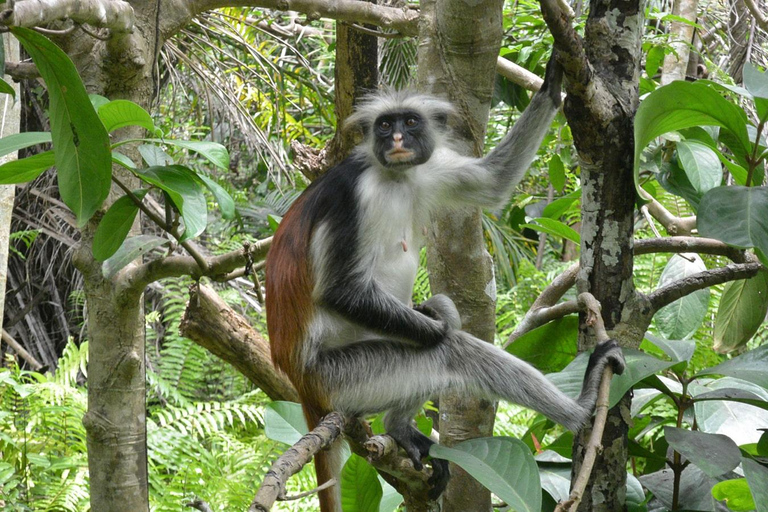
562, 0, 645, 508
416, 1, 503, 510
0, 33, 20, 336
660, 0, 699, 84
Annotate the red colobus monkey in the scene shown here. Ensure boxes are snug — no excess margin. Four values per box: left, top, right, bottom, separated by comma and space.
265, 54, 625, 511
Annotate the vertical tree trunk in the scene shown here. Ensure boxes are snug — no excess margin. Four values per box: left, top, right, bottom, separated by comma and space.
562, 0, 645, 509
416, 1, 503, 510
0, 34, 20, 336
660, 0, 699, 84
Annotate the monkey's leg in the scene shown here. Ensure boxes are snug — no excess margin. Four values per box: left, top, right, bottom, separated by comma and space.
383, 402, 450, 499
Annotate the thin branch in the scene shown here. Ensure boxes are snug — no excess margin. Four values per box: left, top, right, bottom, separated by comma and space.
504, 299, 580, 347
647, 262, 763, 312
640, 192, 697, 236
743, 0, 768, 32
634, 237, 747, 262
343, 21, 403, 39
0, 0, 134, 32
5, 61, 39, 80
249, 412, 346, 512
554, 365, 614, 512
281, 479, 337, 501
2, 329, 44, 370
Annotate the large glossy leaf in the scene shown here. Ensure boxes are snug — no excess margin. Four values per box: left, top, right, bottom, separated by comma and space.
143, 138, 229, 170
639, 465, 725, 511
341, 454, 382, 512
743, 63, 768, 122
548, 154, 565, 191
643, 334, 696, 365
542, 189, 580, 219
12, 27, 111, 226
676, 140, 722, 194
505, 316, 578, 373
743, 457, 768, 512
92, 190, 148, 261
692, 388, 768, 412
196, 173, 235, 220
102, 235, 169, 279
664, 427, 741, 477
696, 344, 768, 389
699, 186, 768, 259
97, 100, 157, 134
654, 254, 709, 340
692, 377, 768, 445
137, 165, 207, 241
0, 132, 51, 158
264, 401, 307, 446
713, 269, 768, 353
634, 81, 751, 196
0, 150, 55, 184
0, 78, 15, 98
430, 438, 541, 512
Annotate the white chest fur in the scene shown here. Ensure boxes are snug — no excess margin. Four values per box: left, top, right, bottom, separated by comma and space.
356, 169, 428, 304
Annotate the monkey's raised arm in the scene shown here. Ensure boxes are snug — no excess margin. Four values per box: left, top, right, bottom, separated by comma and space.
424, 53, 563, 208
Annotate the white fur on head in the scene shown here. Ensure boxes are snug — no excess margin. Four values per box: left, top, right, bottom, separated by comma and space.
344, 89, 456, 135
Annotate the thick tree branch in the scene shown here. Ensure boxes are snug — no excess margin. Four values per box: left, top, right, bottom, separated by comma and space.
0, 0, 134, 32
179, 284, 298, 402
249, 412, 346, 512
647, 262, 763, 312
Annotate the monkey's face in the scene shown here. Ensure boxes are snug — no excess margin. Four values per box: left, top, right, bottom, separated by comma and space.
373, 110, 435, 168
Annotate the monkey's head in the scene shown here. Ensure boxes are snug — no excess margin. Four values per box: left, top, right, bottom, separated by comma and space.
346, 90, 455, 169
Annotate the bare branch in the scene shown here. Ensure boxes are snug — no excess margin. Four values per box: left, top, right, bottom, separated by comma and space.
635, 237, 747, 262
179, 283, 298, 402
2, 329, 43, 370
743, 0, 768, 32
577, 293, 609, 343
554, 365, 614, 512
249, 412, 346, 512
0, 0, 134, 32
647, 262, 763, 312
5, 61, 39, 80
640, 193, 697, 236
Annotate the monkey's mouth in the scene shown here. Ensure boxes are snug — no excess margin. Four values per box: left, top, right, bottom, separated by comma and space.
386, 149, 414, 163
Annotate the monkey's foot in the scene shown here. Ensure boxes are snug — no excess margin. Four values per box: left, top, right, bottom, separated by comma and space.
427, 457, 450, 500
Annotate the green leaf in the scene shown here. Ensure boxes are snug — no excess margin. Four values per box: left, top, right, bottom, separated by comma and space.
111, 151, 136, 170
430, 438, 541, 512
197, 173, 235, 220
341, 454, 383, 512
676, 140, 722, 194
97, 99, 157, 134
0, 77, 14, 98
0, 132, 51, 159
138, 144, 173, 167
137, 165, 207, 241
654, 254, 709, 340
743, 457, 768, 512
664, 427, 741, 477
102, 234, 169, 279
634, 81, 751, 197
696, 344, 768, 389
520, 217, 580, 244
699, 186, 768, 258
88, 94, 110, 111
548, 154, 565, 191
713, 269, 768, 353
264, 401, 307, 446
0, 150, 55, 184
542, 189, 580, 219
643, 333, 695, 364
692, 378, 768, 445
711, 478, 756, 511
12, 27, 112, 226
506, 316, 578, 373
692, 388, 768, 412
92, 190, 148, 261
645, 45, 665, 78
743, 63, 768, 121
143, 138, 229, 170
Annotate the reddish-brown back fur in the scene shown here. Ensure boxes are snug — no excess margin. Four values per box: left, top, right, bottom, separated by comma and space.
265, 193, 338, 511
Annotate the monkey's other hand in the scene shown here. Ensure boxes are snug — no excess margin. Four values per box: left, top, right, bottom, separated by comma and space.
592, 339, 626, 376
414, 294, 461, 331
427, 457, 450, 500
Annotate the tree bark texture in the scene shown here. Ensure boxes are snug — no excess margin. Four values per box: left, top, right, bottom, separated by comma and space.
416, 1, 503, 511
0, 33, 20, 336
660, 0, 699, 84
564, 0, 645, 509
325, 2, 380, 167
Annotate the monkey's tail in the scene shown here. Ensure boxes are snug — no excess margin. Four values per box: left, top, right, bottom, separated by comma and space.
303, 404, 344, 512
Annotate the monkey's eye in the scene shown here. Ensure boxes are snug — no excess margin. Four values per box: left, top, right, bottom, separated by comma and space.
379, 121, 391, 130
405, 117, 419, 127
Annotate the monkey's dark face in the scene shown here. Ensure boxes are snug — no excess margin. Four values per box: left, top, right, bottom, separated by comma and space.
372, 110, 435, 168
